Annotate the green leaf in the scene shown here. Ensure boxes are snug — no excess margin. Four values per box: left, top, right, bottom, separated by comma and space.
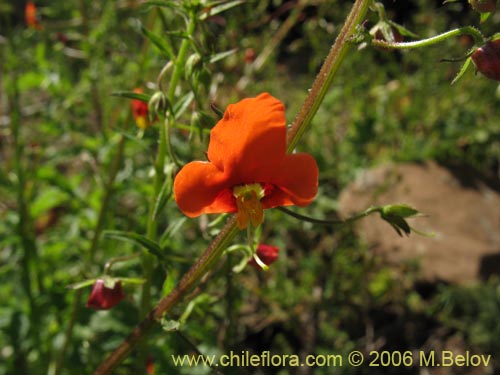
162, 271, 176, 296
173, 92, 195, 119
112, 91, 150, 102
161, 318, 181, 332
480, 12, 491, 23
140, 25, 175, 59
199, 0, 246, 20
142, 0, 180, 10
160, 217, 187, 249
103, 230, 165, 260
67, 279, 97, 290
208, 49, 237, 64
388, 20, 419, 39
30, 187, 68, 217
119, 277, 146, 286
153, 175, 173, 220
381, 204, 419, 218
451, 56, 472, 85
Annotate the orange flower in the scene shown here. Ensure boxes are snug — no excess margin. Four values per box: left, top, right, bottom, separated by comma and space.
174, 93, 318, 229
25, 1, 42, 30
131, 88, 150, 129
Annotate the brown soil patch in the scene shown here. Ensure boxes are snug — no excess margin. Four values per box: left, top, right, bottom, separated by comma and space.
338, 161, 500, 284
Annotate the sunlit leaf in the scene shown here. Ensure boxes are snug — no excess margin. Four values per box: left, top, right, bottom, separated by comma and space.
199, 0, 246, 20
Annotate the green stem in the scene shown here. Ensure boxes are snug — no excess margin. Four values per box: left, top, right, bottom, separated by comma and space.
93, 1, 371, 373
8, 64, 43, 370
372, 26, 485, 49
278, 206, 380, 226
168, 13, 196, 101
286, 0, 372, 152
104, 253, 141, 275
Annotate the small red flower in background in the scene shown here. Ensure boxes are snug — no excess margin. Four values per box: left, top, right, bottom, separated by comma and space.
471, 39, 500, 81
25, 1, 43, 30
131, 88, 150, 129
244, 48, 256, 64
146, 356, 155, 375
86, 279, 125, 310
248, 244, 279, 269
173, 93, 318, 229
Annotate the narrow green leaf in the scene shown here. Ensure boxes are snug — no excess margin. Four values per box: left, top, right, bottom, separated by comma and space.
451, 56, 472, 85
173, 91, 195, 119
142, 0, 180, 9
160, 218, 187, 249
112, 91, 150, 102
160, 217, 187, 249
153, 177, 172, 220
162, 270, 176, 296
388, 20, 419, 39
208, 49, 237, 64
480, 12, 491, 23
103, 230, 165, 260
119, 277, 146, 285
67, 279, 97, 290
140, 25, 175, 59
199, 0, 246, 20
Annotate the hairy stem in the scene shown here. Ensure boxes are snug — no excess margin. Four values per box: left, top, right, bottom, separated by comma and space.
286, 0, 372, 152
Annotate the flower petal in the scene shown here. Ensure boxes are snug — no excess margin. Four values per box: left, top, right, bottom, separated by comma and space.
262, 152, 319, 208
173, 161, 236, 217
207, 93, 287, 182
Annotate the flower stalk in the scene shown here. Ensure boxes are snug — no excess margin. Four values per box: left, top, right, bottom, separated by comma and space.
93, 1, 371, 374
371, 26, 485, 50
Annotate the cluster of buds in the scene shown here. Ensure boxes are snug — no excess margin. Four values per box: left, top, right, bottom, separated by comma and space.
471, 39, 500, 81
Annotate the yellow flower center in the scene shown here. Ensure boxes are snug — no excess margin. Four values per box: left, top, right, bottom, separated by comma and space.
135, 115, 148, 130
233, 183, 265, 229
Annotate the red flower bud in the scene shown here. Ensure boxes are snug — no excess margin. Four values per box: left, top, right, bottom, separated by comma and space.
130, 88, 150, 129
471, 39, 500, 81
86, 279, 125, 310
244, 48, 256, 64
468, 0, 497, 13
249, 244, 279, 269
